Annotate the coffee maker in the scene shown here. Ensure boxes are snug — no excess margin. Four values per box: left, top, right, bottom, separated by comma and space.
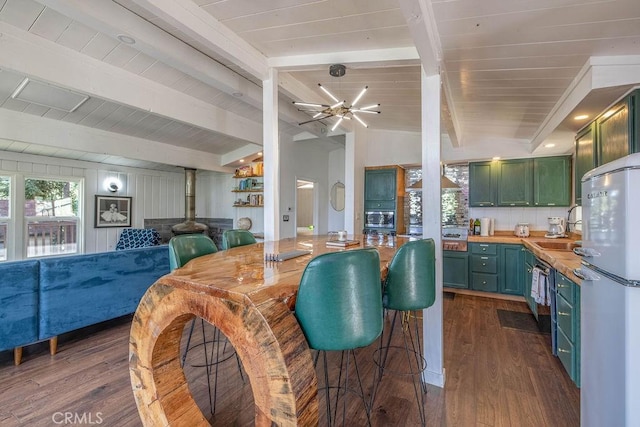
546, 217, 566, 238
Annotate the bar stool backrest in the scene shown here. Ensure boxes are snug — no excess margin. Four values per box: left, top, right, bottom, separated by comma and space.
168, 234, 218, 270
383, 238, 436, 311
222, 229, 257, 250
295, 248, 383, 351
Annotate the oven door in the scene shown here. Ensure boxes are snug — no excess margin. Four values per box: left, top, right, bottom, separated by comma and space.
365, 211, 395, 229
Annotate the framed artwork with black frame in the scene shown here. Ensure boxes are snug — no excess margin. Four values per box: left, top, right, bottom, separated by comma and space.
95, 195, 132, 228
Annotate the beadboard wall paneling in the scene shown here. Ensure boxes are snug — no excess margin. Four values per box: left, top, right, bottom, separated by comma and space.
0, 149, 185, 256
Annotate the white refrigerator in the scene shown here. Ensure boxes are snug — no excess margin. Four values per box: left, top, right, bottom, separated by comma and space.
576, 152, 640, 426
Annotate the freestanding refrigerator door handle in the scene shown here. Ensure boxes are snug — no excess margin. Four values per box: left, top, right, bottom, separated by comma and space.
573, 247, 600, 258
574, 267, 600, 281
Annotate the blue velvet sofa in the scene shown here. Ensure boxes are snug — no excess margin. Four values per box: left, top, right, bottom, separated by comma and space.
0, 245, 169, 365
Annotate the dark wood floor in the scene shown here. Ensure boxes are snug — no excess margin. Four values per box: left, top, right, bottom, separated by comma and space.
0, 293, 580, 426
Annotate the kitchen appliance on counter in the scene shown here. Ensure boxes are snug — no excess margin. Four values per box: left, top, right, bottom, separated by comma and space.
442, 226, 468, 252
545, 217, 566, 238
574, 153, 640, 426
514, 223, 530, 237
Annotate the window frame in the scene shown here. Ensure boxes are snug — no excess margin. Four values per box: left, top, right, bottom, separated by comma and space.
22, 174, 84, 259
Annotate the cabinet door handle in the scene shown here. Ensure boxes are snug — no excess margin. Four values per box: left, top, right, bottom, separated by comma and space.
558, 348, 570, 354
482, 263, 487, 266
558, 284, 569, 288
481, 256, 488, 260
482, 281, 487, 285
558, 311, 570, 316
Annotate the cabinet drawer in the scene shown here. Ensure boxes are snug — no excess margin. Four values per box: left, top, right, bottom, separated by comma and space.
471, 273, 498, 292
556, 273, 575, 303
470, 243, 498, 255
364, 200, 395, 211
471, 255, 498, 274
557, 294, 575, 341
557, 327, 576, 380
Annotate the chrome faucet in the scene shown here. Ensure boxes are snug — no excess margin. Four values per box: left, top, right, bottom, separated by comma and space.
566, 204, 579, 233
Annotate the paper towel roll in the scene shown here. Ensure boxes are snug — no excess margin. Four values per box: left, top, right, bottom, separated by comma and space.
480, 217, 490, 236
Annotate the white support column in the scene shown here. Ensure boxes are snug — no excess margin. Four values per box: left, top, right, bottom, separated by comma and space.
344, 128, 366, 234
263, 68, 279, 241
421, 67, 445, 388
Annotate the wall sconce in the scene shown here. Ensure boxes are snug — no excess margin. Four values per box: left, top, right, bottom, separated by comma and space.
104, 177, 122, 193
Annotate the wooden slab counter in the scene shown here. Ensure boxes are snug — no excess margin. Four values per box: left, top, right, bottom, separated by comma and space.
129, 235, 409, 426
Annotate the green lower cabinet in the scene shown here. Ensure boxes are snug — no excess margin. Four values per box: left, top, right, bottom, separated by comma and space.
500, 244, 524, 295
443, 251, 469, 289
555, 272, 581, 387
469, 243, 499, 292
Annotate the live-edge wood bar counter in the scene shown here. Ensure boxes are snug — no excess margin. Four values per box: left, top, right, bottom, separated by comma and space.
129, 235, 409, 426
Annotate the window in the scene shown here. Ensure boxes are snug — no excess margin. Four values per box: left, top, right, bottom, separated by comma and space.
0, 176, 9, 261
24, 178, 81, 258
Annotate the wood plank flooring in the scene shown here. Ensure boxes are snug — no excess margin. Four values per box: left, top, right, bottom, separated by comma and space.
0, 293, 579, 426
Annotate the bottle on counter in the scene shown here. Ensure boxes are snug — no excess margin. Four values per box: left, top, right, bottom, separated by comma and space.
469, 218, 475, 234
473, 218, 481, 235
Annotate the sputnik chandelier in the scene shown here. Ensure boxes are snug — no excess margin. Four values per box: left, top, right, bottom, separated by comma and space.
293, 64, 380, 131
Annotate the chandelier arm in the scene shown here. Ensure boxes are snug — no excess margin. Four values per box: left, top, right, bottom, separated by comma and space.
298, 115, 333, 126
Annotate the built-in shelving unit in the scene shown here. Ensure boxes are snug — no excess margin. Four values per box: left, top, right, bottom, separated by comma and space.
232, 162, 264, 208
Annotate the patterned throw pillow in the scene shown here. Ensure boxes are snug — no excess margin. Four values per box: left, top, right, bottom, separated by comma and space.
115, 228, 161, 250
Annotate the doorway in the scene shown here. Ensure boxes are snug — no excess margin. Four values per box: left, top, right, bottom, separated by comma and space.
296, 179, 315, 236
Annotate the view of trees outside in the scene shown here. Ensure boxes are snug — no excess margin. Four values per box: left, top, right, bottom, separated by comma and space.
24, 178, 80, 258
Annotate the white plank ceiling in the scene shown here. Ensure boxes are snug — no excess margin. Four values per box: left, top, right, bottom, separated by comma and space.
1, 0, 640, 170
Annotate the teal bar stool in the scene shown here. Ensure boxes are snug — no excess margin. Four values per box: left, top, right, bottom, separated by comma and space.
371, 238, 436, 426
222, 229, 257, 250
295, 248, 383, 426
168, 234, 244, 415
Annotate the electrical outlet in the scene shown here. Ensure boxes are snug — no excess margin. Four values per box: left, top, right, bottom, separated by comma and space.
283, 215, 289, 222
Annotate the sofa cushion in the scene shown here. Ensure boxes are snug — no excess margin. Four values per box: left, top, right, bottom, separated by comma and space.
115, 228, 161, 250
0, 260, 39, 351
38, 245, 169, 339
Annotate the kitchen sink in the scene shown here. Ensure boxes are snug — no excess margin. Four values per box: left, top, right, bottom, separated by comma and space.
529, 240, 581, 252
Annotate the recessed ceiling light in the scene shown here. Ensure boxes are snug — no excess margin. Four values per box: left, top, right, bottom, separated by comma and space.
232, 92, 243, 98
117, 34, 136, 45
544, 143, 556, 148
574, 114, 589, 120
257, 152, 263, 156
492, 156, 501, 161
239, 159, 245, 163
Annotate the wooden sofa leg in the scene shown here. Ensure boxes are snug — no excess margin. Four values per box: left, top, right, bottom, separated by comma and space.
49, 337, 58, 356
14, 347, 23, 366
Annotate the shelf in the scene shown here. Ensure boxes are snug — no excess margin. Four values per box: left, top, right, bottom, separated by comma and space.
232, 189, 263, 193
233, 204, 264, 208
233, 174, 263, 178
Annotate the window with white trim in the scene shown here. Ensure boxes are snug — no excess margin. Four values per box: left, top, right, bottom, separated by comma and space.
0, 176, 9, 261
24, 178, 81, 258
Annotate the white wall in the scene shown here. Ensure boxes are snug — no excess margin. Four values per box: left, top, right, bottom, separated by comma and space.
279, 137, 332, 238
327, 148, 346, 231
364, 129, 422, 166
0, 150, 184, 257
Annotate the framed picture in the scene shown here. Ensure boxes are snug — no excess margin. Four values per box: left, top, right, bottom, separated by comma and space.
95, 195, 132, 228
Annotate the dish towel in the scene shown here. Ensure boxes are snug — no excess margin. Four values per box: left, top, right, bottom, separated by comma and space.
531, 267, 541, 302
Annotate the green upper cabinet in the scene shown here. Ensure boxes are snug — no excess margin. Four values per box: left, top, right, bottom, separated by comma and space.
574, 89, 640, 205
597, 100, 632, 165
469, 161, 496, 207
533, 156, 572, 207
497, 159, 532, 207
575, 123, 596, 205
364, 168, 396, 203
